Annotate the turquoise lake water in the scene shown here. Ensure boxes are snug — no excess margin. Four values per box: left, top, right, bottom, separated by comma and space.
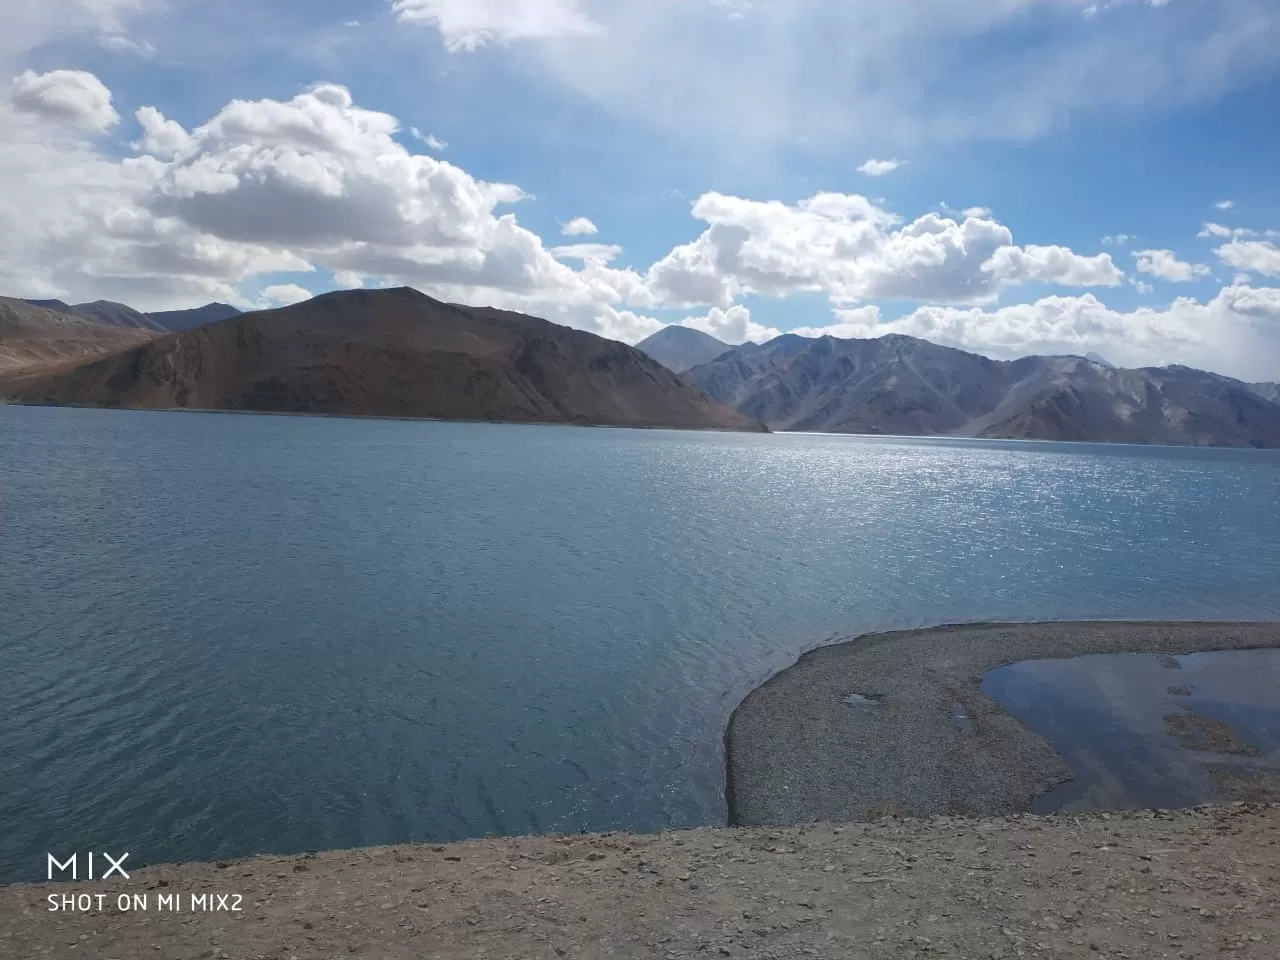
3, 405, 1280, 881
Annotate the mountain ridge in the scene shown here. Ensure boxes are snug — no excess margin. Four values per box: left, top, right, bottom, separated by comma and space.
146, 302, 242, 332
3, 288, 765, 432
685, 332, 1280, 447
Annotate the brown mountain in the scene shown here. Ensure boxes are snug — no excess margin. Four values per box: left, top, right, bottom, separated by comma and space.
686, 333, 1280, 448
0, 297, 162, 377
25, 298, 169, 332
3, 287, 765, 431
636, 326, 732, 373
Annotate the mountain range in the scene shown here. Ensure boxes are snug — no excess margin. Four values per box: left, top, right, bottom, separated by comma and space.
3, 287, 1279, 445
23, 298, 241, 333
683, 333, 1280, 448
2, 288, 762, 432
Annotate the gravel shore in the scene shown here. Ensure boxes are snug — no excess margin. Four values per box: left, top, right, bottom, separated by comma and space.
727, 621, 1280, 826
3, 805, 1277, 959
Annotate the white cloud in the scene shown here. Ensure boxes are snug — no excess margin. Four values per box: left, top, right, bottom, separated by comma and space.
0, 78, 661, 338
410, 127, 447, 150
799, 285, 1280, 382
561, 216, 598, 236
392, 0, 601, 51
1215, 199, 1235, 210
406, 1, 1280, 152
10, 69, 119, 131
1216, 240, 1280, 278
644, 191, 1124, 311
680, 304, 779, 345
550, 242, 621, 263
1102, 234, 1132, 246
792, 305, 883, 340
260, 283, 313, 306
986, 244, 1125, 288
133, 106, 193, 157
1132, 249, 1211, 282
858, 158, 904, 177
100, 33, 156, 58
1199, 222, 1256, 240
962, 206, 992, 219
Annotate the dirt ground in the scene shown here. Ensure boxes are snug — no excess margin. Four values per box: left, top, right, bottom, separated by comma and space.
3, 803, 1277, 960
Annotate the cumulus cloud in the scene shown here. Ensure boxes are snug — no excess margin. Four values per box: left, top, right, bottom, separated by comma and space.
1102, 234, 1133, 246
962, 206, 991, 219
133, 106, 193, 157
10, 69, 119, 131
260, 283, 313, 306
680, 304, 780, 345
1132, 249, 1211, 282
561, 216, 598, 236
644, 192, 1123, 310
1215, 199, 1235, 210
1, 64, 1274, 380
392, 0, 600, 51
550, 243, 621, 262
0, 78, 658, 337
858, 158, 904, 176
1217, 240, 1280, 278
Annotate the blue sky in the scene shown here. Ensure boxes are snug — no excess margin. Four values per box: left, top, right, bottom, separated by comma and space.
2, 0, 1278, 380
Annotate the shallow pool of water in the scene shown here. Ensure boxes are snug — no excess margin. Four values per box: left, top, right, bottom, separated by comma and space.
982, 648, 1280, 812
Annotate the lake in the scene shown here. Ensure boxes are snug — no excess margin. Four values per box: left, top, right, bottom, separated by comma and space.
3, 406, 1280, 882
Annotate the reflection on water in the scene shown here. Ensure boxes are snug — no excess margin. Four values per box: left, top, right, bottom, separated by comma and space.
982, 649, 1280, 813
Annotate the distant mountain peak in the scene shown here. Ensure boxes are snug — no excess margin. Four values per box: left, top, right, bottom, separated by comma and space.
637, 325, 731, 373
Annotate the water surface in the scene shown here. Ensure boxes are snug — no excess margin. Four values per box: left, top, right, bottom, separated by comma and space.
4, 406, 1280, 881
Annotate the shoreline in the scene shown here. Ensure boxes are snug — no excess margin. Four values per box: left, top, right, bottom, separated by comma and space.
726, 620, 1280, 827
0, 399, 770, 433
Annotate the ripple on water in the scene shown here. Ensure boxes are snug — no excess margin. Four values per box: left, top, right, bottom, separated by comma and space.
3, 407, 1280, 881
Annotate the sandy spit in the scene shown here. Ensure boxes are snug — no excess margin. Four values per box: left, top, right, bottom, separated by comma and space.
727, 621, 1280, 827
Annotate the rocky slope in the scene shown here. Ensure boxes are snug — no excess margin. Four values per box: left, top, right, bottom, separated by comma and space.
4, 287, 764, 431
145, 301, 242, 332
0, 297, 161, 376
687, 333, 1280, 447
636, 325, 732, 373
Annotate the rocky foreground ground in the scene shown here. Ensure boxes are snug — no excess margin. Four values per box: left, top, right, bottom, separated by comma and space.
3, 804, 1277, 959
